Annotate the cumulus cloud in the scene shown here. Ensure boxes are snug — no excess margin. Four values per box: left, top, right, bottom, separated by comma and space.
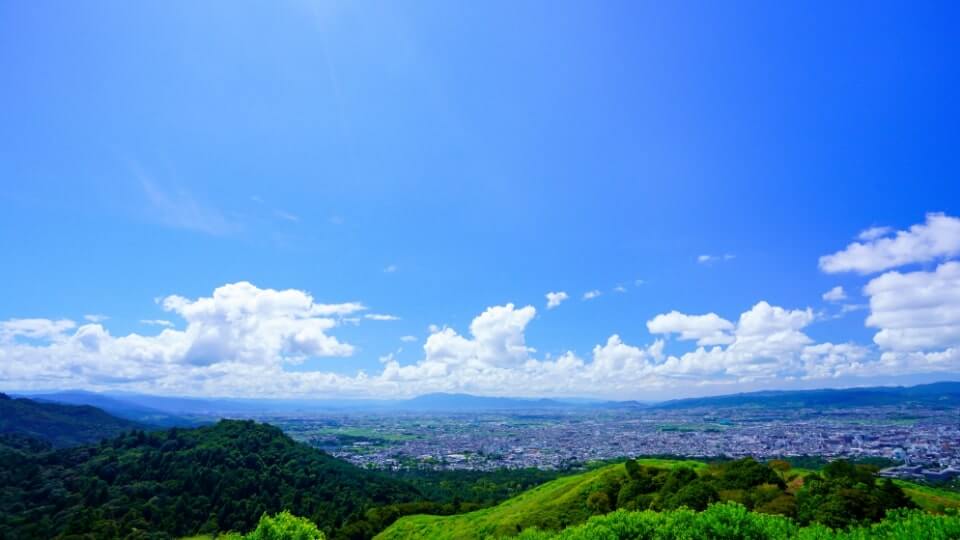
545, 291, 569, 309
864, 261, 960, 352
647, 311, 735, 346
0, 282, 360, 394
820, 213, 960, 274
822, 286, 847, 302
582, 290, 602, 300
0, 318, 76, 343
2, 281, 957, 398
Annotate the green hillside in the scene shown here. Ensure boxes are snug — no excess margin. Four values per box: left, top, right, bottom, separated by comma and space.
0, 392, 146, 447
376, 457, 954, 540
376, 459, 703, 540
896, 481, 960, 513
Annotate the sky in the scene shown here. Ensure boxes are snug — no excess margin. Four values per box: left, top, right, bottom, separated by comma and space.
1, 1, 959, 400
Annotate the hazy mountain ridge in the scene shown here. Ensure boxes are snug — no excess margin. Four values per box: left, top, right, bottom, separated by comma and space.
0, 392, 147, 448
651, 381, 960, 410
15, 382, 960, 416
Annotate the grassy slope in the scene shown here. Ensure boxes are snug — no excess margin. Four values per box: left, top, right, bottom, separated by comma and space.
375, 459, 704, 540
896, 481, 960, 512
377, 459, 960, 540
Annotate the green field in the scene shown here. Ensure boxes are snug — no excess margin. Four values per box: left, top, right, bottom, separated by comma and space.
316, 427, 417, 441
896, 481, 960, 512
375, 459, 704, 540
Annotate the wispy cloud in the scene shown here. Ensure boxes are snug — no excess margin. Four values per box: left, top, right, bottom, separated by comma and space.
84, 314, 109, 323
274, 210, 300, 222
400, 335, 417, 343
582, 290, 602, 300
822, 286, 847, 302
139, 173, 238, 235
384, 264, 398, 273
365, 313, 401, 321
140, 319, 174, 327
697, 253, 735, 265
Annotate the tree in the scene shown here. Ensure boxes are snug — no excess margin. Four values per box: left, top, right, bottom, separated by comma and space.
245, 511, 325, 540
768, 459, 792, 481
586, 491, 612, 514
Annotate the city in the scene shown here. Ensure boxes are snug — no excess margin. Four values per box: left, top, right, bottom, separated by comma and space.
264, 405, 960, 480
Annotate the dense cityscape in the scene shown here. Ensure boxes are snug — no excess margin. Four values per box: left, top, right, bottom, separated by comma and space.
263, 405, 960, 482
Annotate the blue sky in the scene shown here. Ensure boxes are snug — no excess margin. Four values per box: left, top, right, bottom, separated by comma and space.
1, 1, 959, 399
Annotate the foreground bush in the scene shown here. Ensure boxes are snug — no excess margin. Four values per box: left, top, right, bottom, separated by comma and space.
513, 502, 960, 540
217, 511, 325, 540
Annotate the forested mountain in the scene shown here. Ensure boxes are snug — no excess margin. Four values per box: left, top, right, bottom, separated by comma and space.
0, 393, 146, 448
0, 420, 420, 539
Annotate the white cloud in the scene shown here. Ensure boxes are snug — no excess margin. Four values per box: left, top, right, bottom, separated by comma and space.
864, 261, 960, 351
822, 286, 847, 302
697, 254, 735, 265
820, 213, 960, 274
635, 279, 646, 286
383, 264, 398, 273
545, 291, 569, 309
582, 290, 601, 300
400, 335, 417, 343
0, 318, 76, 343
84, 314, 109, 323
2, 282, 957, 398
365, 313, 401, 321
0, 282, 360, 394
647, 311, 735, 346
140, 319, 174, 327
613, 285, 627, 293
841, 304, 867, 313
858, 226, 892, 241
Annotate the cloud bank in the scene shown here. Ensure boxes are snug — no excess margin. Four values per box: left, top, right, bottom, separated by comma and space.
3, 214, 959, 399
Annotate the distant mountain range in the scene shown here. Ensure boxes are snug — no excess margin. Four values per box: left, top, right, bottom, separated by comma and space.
0, 392, 146, 447
652, 381, 960, 410
11, 381, 960, 417
26, 390, 201, 427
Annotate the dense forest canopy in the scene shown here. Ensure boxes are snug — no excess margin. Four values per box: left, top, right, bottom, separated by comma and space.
0, 420, 418, 539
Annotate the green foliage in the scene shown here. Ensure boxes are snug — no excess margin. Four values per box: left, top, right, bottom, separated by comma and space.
244, 511, 325, 540
0, 420, 418, 539
378, 458, 923, 539
796, 462, 916, 528
513, 503, 960, 540
386, 468, 562, 507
